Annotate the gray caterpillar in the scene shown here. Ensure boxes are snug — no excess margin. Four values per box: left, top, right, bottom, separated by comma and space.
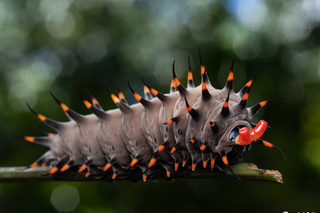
15, 52, 285, 181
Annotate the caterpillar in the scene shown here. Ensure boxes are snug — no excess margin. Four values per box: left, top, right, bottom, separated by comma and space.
14, 52, 285, 182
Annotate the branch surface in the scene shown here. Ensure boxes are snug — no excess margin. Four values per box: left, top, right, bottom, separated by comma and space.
0, 163, 283, 183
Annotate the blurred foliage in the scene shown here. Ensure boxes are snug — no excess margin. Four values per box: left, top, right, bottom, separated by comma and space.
0, 0, 320, 212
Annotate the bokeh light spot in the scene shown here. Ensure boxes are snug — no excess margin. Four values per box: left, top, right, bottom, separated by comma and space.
51, 184, 80, 212
77, 33, 107, 63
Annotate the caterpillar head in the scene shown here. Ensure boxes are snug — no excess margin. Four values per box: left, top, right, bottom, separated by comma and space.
210, 119, 268, 166
198, 61, 285, 169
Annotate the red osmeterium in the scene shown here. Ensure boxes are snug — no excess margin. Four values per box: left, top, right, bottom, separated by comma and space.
235, 120, 268, 145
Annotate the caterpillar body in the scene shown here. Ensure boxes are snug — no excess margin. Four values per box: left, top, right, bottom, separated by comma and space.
16, 52, 285, 181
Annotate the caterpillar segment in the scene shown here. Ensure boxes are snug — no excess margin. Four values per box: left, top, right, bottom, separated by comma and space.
184, 65, 224, 171
79, 94, 132, 179
107, 87, 163, 180
128, 82, 175, 178
49, 93, 108, 177
14, 52, 285, 181
139, 71, 188, 176
169, 62, 203, 170
26, 104, 85, 175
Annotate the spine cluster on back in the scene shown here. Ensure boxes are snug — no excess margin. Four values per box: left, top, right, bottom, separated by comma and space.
15, 52, 285, 181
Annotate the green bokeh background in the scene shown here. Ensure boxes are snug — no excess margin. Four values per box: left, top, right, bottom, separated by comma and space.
0, 0, 319, 212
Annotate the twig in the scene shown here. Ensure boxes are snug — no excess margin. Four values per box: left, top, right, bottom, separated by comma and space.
0, 163, 283, 183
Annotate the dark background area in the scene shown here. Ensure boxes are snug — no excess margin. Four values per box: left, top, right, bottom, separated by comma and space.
0, 0, 319, 212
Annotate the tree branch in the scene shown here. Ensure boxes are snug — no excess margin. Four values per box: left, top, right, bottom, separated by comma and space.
0, 163, 283, 183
